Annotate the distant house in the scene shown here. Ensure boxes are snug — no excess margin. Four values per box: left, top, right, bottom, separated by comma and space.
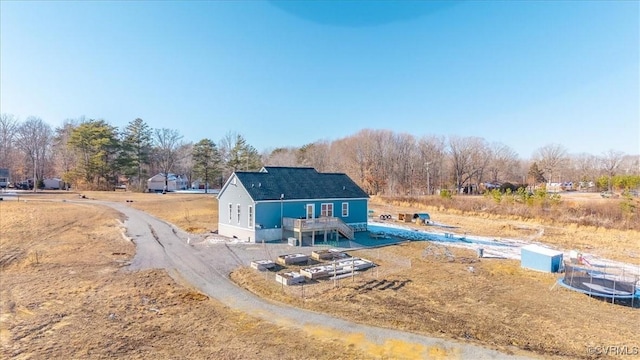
191, 179, 210, 190
0, 168, 9, 188
147, 173, 189, 192
217, 166, 369, 244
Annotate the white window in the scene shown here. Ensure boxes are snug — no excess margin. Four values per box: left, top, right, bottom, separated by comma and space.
228, 203, 232, 223
321, 203, 333, 217
248, 205, 253, 228
342, 202, 349, 217
237, 204, 241, 224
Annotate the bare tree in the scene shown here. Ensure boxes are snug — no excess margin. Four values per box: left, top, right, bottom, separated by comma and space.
449, 136, 487, 194
600, 149, 625, 191
533, 143, 568, 184
389, 132, 416, 195
619, 154, 640, 175
487, 142, 520, 183
568, 153, 599, 189
0, 113, 19, 170
341, 129, 396, 195
297, 140, 332, 172
15, 117, 52, 191
152, 128, 183, 191
417, 135, 446, 195
263, 147, 298, 166
469, 139, 492, 193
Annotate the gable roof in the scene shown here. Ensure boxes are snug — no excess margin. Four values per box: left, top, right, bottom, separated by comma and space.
148, 173, 186, 182
229, 166, 368, 201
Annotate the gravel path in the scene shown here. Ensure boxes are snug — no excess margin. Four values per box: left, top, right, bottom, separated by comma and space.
101, 200, 534, 360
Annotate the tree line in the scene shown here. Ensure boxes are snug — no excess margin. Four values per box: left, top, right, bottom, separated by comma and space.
0, 114, 260, 192
263, 129, 639, 195
1, 114, 638, 194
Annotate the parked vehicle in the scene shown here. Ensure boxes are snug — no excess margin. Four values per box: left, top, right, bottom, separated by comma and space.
16, 179, 34, 190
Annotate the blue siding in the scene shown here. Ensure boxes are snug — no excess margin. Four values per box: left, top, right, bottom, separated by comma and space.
218, 170, 369, 242
255, 198, 368, 230
521, 249, 563, 273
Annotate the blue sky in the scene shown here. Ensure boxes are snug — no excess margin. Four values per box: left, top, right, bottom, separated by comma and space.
1, 1, 638, 158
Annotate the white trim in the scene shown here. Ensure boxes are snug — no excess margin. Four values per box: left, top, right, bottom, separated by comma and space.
320, 203, 334, 217
228, 203, 232, 223
256, 197, 368, 204
236, 204, 241, 224
522, 244, 563, 257
248, 205, 254, 228
306, 204, 315, 219
342, 202, 349, 217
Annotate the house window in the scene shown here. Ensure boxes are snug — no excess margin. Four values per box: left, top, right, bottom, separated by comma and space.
248, 205, 253, 228
237, 204, 241, 224
228, 203, 232, 223
342, 202, 349, 217
321, 203, 333, 217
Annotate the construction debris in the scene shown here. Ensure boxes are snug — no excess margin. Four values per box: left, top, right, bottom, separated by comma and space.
275, 271, 305, 286
276, 253, 309, 266
250, 259, 276, 271
311, 249, 347, 261
300, 258, 375, 280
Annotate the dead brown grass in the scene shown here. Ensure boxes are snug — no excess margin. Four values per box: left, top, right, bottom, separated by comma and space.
0, 200, 372, 359
370, 195, 640, 265
232, 243, 640, 360
9, 190, 219, 234
5, 190, 639, 359
378, 192, 640, 231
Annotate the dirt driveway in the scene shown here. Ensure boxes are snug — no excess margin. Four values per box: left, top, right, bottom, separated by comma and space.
96, 200, 534, 359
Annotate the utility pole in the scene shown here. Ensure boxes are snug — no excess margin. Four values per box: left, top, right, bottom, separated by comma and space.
426, 161, 431, 196
280, 193, 284, 240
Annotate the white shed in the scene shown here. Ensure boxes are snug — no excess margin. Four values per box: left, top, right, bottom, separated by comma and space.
147, 173, 189, 192
43, 178, 65, 190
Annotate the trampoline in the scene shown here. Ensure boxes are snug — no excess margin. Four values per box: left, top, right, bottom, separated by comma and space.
559, 262, 640, 305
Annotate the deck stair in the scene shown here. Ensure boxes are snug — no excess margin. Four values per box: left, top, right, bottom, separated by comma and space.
283, 216, 354, 241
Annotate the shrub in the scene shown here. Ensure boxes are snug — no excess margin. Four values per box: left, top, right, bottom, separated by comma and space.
439, 189, 452, 200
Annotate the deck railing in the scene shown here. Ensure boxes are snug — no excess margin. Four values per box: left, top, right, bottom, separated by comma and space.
283, 217, 354, 240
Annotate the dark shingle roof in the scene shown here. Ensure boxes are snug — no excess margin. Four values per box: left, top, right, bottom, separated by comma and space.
233, 166, 368, 201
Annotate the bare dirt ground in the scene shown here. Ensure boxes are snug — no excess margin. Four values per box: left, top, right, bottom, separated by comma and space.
2, 190, 638, 359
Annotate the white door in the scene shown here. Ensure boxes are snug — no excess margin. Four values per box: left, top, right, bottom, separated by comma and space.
306, 204, 315, 219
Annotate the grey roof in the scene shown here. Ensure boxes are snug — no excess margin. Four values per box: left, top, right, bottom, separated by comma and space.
233, 166, 368, 201
0, 168, 9, 177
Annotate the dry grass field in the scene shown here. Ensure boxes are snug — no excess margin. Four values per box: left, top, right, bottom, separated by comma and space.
0, 197, 370, 359
370, 195, 640, 265
1, 190, 638, 359
232, 244, 639, 359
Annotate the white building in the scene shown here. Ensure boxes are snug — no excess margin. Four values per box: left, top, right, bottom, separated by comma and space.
147, 173, 189, 192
